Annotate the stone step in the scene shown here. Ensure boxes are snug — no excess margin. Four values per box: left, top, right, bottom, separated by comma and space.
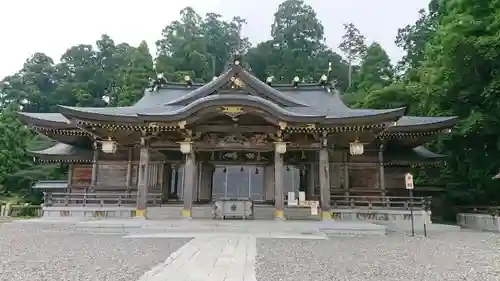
148, 206, 321, 221
317, 221, 387, 236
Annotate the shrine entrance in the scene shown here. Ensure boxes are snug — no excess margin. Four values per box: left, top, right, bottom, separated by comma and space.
212, 165, 265, 201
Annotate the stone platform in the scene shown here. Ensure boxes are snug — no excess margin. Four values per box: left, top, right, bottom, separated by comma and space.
23, 217, 388, 237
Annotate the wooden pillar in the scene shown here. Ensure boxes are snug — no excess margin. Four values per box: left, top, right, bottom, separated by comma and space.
299, 166, 306, 192
136, 144, 150, 217
274, 150, 285, 220
126, 147, 133, 189
90, 142, 99, 192
319, 148, 331, 219
378, 144, 386, 197
307, 163, 316, 200
198, 163, 213, 202
193, 160, 200, 202
67, 163, 73, 194
264, 165, 274, 202
344, 151, 350, 200
161, 164, 170, 202
173, 165, 179, 198
182, 149, 195, 218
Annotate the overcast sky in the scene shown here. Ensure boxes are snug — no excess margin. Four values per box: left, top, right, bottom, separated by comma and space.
0, 0, 429, 79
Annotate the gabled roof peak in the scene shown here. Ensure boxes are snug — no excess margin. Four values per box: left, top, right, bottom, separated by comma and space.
159, 64, 309, 107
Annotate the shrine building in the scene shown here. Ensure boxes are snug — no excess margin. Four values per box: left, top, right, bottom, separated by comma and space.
19, 56, 457, 220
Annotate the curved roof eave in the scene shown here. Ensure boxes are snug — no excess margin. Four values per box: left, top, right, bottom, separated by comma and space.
164, 68, 234, 105
28, 142, 93, 158
388, 116, 459, 132
412, 146, 446, 158
323, 107, 407, 125
58, 105, 140, 124
18, 112, 76, 129
384, 146, 446, 163
139, 94, 326, 123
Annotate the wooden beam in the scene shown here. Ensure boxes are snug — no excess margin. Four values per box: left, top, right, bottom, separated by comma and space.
194, 125, 276, 133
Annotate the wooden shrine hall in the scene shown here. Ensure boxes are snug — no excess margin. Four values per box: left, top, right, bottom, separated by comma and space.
20, 56, 457, 220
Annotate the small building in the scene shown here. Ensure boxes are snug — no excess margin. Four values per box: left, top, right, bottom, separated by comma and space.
19, 57, 457, 220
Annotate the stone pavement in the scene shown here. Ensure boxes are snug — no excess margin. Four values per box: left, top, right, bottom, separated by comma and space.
138, 237, 257, 281
123, 220, 332, 281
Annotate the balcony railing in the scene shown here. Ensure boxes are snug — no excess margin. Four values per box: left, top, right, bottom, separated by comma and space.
43, 192, 163, 207
329, 195, 431, 211
44, 192, 431, 211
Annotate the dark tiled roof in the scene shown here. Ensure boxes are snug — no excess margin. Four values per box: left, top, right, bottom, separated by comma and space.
18, 63, 456, 130
384, 146, 445, 163
389, 116, 458, 132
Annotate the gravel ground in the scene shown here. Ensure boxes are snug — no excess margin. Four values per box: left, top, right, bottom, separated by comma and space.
0, 222, 190, 281
256, 231, 500, 281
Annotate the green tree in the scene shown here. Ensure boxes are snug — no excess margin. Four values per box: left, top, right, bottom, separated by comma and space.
352, 42, 393, 96
339, 23, 366, 88
395, 0, 443, 76
0, 104, 32, 194
116, 41, 155, 106
1, 53, 59, 112
156, 7, 249, 82
246, 0, 348, 87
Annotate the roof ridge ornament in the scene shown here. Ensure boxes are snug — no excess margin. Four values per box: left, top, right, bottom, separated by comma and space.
149, 73, 167, 92
184, 76, 193, 87
232, 51, 243, 66
266, 76, 275, 86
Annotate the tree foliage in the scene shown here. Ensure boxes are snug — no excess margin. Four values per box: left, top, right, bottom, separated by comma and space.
339, 23, 367, 88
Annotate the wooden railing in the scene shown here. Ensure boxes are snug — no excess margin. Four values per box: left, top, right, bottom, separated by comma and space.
454, 205, 500, 215
44, 192, 431, 211
44, 192, 163, 207
329, 195, 431, 211
0, 204, 43, 217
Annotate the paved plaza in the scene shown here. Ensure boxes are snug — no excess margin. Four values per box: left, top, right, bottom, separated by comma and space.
0, 219, 499, 281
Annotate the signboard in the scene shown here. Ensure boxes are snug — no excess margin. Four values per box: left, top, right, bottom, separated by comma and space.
405, 173, 414, 190
310, 201, 318, 215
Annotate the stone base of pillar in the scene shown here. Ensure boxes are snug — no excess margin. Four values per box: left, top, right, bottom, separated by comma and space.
180, 208, 192, 219
134, 209, 148, 218
274, 210, 285, 220
321, 210, 332, 220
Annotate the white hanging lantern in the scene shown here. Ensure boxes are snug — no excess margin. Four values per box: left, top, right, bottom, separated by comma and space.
101, 138, 117, 154
179, 141, 192, 154
349, 139, 364, 156
275, 142, 287, 154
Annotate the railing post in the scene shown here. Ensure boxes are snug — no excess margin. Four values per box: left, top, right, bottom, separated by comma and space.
117, 196, 122, 207
368, 199, 373, 209
404, 200, 409, 210
100, 199, 104, 207
83, 195, 87, 207
386, 197, 391, 208
350, 198, 355, 208
45, 192, 53, 207
64, 194, 69, 206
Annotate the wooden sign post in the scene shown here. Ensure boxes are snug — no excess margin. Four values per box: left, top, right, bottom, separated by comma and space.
405, 173, 415, 237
